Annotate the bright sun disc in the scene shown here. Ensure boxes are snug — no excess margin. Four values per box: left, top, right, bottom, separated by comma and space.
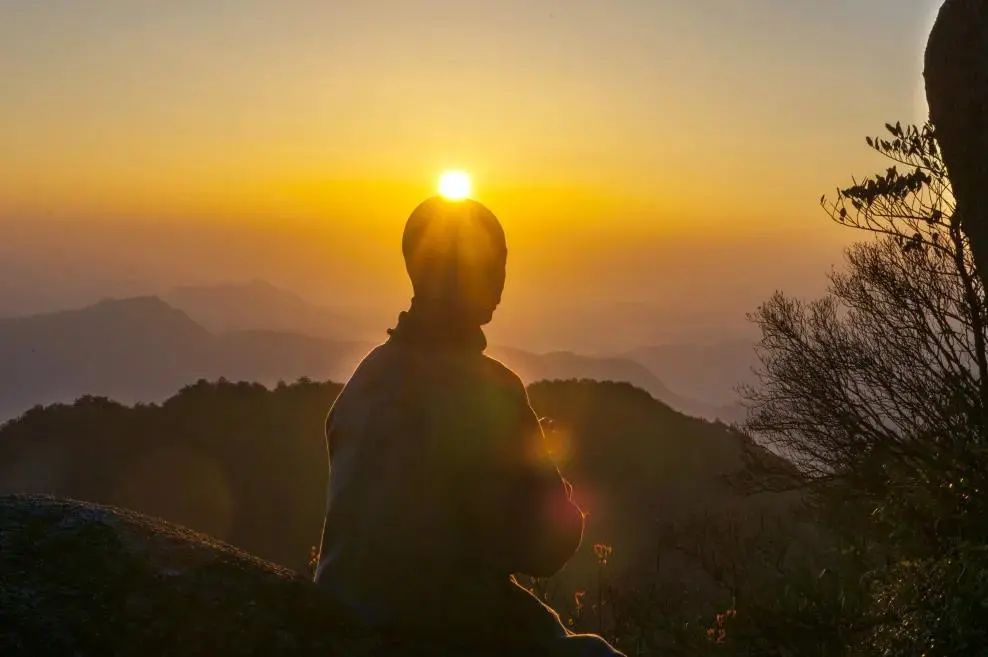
438, 171, 472, 201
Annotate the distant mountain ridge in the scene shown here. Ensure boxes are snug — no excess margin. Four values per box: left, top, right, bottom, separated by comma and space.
0, 296, 369, 423
628, 340, 758, 413
163, 280, 376, 341
162, 281, 750, 420
488, 346, 735, 421
0, 293, 741, 424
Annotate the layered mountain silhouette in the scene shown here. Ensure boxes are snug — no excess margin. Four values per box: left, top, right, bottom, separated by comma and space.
0, 297, 369, 423
163, 280, 379, 341
489, 346, 736, 421
0, 295, 735, 423
163, 281, 753, 420
628, 341, 758, 410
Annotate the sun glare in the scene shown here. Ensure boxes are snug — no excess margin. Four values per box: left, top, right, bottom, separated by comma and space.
438, 170, 472, 201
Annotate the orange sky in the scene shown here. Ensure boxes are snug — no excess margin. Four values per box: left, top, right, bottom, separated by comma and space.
0, 1, 945, 351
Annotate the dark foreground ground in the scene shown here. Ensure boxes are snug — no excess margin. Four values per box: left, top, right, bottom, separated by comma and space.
0, 495, 566, 657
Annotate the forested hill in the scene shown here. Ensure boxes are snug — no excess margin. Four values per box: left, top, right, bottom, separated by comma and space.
0, 378, 788, 612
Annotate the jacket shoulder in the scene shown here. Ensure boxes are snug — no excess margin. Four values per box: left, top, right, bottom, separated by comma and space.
479, 353, 527, 394
328, 343, 393, 410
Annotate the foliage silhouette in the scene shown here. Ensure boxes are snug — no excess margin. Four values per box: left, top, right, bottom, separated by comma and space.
738, 121, 988, 656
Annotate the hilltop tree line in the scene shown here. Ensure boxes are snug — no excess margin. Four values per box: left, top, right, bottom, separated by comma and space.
0, 376, 782, 655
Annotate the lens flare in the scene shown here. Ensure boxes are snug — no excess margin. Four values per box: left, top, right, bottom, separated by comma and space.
438, 170, 472, 201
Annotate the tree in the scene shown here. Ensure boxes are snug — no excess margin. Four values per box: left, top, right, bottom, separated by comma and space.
743, 123, 988, 654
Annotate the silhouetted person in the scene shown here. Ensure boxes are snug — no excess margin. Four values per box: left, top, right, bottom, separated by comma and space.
315, 197, 621, 655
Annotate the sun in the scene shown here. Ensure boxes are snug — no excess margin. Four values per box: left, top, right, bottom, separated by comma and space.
438, 170, 472, 201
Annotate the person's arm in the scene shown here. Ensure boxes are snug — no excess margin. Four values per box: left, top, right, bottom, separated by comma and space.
467, 377, 584, 577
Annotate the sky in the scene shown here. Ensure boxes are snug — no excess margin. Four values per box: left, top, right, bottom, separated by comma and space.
0, 0, 944, 352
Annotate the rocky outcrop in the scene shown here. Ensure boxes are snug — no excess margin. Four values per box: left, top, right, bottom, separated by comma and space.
926, 0, 988, 285
0, 495, 540, 657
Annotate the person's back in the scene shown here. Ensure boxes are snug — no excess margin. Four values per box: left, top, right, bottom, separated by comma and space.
315, 197, 622, 655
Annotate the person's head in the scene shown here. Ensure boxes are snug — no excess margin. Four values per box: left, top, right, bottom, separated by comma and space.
402, 196, 507, 325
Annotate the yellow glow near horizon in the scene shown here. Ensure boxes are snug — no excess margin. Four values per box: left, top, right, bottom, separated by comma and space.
0, 2, 929, 243
438, 171, 472, 201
